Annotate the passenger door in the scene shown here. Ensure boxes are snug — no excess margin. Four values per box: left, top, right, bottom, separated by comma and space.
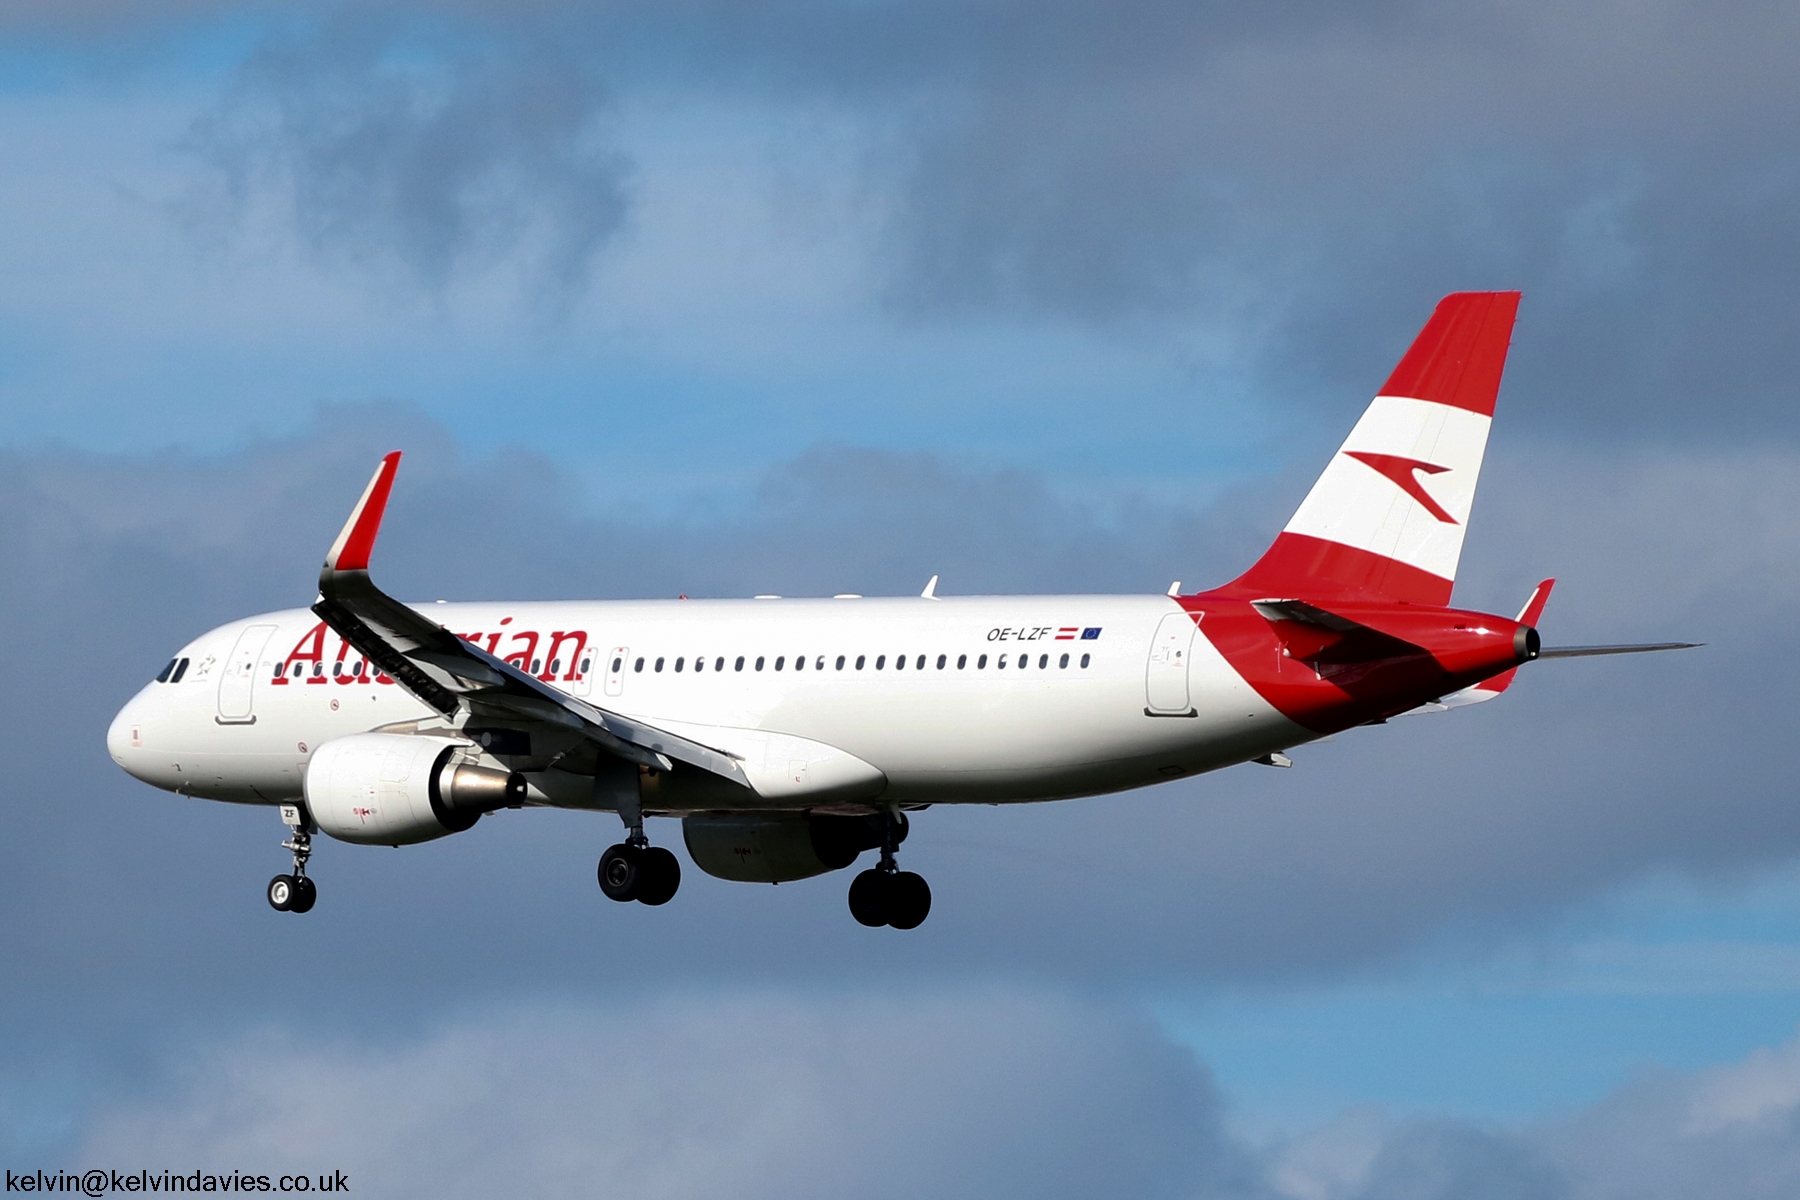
217, 624, 277, 723
1144, 613, 1196, 714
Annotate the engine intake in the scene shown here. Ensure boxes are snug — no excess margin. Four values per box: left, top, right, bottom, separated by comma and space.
305, 732, 525, 846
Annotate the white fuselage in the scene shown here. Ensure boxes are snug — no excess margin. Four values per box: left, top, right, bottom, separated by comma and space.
108, 594, 1311, 813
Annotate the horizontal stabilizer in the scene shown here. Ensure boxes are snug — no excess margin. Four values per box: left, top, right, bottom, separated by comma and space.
1538, 642, 1701, 658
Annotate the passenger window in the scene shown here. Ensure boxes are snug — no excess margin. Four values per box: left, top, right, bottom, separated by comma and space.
894, 654, 904, 670
675, 657, 685, 672
530, 659, 541, 674
775, 656, 785, 671
156, 658, 177, 683
1059, 653, 1069, 668
353, 661, 365, 677
171, 658, 189, 683
978, 654, 987, 668
837, 655, 846, 670
998, 654, 1008, 669
756, 656, 765, 671
580, 657, 592, 674
313, 662, 323, 677
293, 663, 304, 678
794, 655, 805, 671
937, 654, 946, 669
269, 662, 282, 680
816, 656, 825, 670
611, 657, 623, 673
876, 655, 886, 669
635, 657, 645, 672
716, 657, 725, 672
551, 659, 562, 674
332, 661, 343, 677
654, 657, 665, 673
917, 655, 926, 669
735, 656, 745, 671
1080, 653, 1090, 668
856, 655, 866, 670
957, 654, 966, 669
694, 657, 704, 672
1039, 654, 1048, 668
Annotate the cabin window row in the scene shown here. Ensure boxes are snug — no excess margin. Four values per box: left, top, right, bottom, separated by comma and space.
277, 659, 376, 679
622, 651, 1092, 674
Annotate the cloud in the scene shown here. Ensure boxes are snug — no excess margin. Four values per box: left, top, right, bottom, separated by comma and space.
1275, 1027, 1800, 1200
185, 15, 628, 296
78, 991, 1260, 1200
69, 989, 1800, 1200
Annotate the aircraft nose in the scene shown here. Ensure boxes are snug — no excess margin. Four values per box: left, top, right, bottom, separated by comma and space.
107, 690, 151, 775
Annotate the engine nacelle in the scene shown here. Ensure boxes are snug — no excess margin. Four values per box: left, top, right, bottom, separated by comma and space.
304, 732, 526, 846
682, 813, 901, 883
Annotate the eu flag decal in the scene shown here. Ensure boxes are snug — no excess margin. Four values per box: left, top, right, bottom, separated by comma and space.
1081, 627, 1101, 640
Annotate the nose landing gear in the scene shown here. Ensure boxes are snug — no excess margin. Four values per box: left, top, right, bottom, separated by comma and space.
597, 789, 680, 906
847, 809, 930, 929
268, 804, 317, 914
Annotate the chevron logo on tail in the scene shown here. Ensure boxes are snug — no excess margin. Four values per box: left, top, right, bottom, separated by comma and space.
1343, 451, 1458, 524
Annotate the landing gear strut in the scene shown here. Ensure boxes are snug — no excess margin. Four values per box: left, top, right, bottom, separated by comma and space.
597, 783, 680, 906
848, 808, 929, 929
267, 804, 317, 914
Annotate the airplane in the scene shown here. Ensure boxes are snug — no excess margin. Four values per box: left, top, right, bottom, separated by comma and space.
106, 291, 1694, 928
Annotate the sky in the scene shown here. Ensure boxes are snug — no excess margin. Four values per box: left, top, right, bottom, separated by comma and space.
4, 2, 1800, 1196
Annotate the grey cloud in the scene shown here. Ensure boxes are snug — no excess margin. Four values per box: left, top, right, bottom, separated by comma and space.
78, 992, 1262, 1200
27, 1, 1798, 438
187, 17, 628, 294
859, 0, 1800, 441
1272, 1028, 1800, 1200
67, 993, 1800, 1200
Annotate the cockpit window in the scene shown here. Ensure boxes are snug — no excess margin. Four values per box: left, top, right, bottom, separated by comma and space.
170, 658, 190, 683
156, 658, 177, 683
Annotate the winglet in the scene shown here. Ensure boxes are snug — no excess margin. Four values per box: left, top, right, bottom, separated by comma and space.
324, 452, 401, 574
921, 574, 939, 599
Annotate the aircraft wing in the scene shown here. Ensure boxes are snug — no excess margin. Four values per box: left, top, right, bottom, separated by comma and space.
309, 453, 753, 789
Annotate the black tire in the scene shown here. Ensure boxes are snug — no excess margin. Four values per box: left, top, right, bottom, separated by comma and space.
266, 874, 296, 912
636, 847, 681, 906
598, 844, 642, 902
288, 877, 317, 914
886, 871, 931, 930
847, 868, 891, 927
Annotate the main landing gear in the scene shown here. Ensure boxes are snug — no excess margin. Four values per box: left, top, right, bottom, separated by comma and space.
598, 792, 680, 907
268, 804, 317, 914
848, 809, 930, 930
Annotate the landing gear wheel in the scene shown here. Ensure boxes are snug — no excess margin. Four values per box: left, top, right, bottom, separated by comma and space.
267, 874, 297, 912
635, 847, 681, 906
288, 876, 317, 914
598, 844, 642, 902
848, 868, 891, 927
886, 871, 931, 929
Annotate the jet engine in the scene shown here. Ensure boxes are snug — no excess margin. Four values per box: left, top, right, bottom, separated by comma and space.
304, 732, 525, 846
682, 812, 899, 883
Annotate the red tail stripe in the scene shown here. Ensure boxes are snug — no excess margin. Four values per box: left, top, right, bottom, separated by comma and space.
1208, 533, 1453, 607
1379, 291, 1520, 417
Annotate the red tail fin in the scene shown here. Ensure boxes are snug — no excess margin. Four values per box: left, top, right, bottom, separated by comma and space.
1211, 292, 1521, 605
